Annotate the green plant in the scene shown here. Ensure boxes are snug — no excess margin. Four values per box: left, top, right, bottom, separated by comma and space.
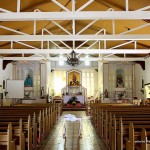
67, 96, 80, 106
118, 92, 124, 100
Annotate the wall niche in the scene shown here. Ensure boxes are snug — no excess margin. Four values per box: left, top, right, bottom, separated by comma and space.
103, 62, 134, 100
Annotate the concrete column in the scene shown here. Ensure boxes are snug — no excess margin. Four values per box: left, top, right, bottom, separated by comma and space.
145, 57, 150, 84
46, 61, 51, 96
0, 59, 4, 99
0, 59, 3, 84
40, 63, 46, 98
144, 58, 150, 99
98, 61, 104, 100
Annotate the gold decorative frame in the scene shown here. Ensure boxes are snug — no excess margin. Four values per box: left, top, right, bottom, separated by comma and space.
67, 69, 82, 86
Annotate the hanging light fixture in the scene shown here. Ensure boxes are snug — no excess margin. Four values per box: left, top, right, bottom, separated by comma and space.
67, 50, 80, 66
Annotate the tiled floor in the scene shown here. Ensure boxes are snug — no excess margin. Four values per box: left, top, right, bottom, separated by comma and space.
39, 111, 108, 150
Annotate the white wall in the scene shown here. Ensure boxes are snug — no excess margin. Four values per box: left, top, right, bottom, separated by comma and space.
98, 62, 103, 98
144, 58, 150, 99
0, 61, 13, 99
4, 63, 13, 80
41, 63, 46, 97
103, 64, 109, 94
145, 57, 150, 84
40, 62, 52, 97
46, 61, 51, 95
0, 59, 4, 86
51, 61, 98, 70
134, 64, 144, 99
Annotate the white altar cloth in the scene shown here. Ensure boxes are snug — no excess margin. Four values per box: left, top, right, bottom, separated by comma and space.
63, 114, 82, 137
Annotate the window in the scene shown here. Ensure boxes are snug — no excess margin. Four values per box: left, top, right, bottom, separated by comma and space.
51, 70, 66, 96
82, 71, 96, 97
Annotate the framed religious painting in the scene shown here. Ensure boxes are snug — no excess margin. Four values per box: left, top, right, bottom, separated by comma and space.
67, 69, 82, 86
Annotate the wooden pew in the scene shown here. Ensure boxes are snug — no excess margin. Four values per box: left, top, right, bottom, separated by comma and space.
0, 103, 59, 150
0, 123, 16, 150
0, 115, 32, 150
90, 103, 150, 150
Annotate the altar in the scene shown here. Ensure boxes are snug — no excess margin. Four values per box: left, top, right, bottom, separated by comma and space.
63, 95, 85, 104
61, 69, 87, 106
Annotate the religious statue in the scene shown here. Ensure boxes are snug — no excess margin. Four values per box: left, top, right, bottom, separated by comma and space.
24, 74, 33, 87
41, 87, 45, 99
104, 89, 108, 98
116, 74, 124, 87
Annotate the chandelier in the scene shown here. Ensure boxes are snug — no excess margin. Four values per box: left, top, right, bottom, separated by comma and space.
67, 50, 80, 66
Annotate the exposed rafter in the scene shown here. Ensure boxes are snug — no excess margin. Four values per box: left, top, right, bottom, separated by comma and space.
76, 0, 94, 12
0, 34, 149, 41
2, 56, 145, 61
0, 0, 149, 63
0, 11, 149, 21
0, 49, 149, 54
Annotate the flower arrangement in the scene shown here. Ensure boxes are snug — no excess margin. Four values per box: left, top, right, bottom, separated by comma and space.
72, 101, 76, 106
66, 96, 81, 107
117, 92, 124, 100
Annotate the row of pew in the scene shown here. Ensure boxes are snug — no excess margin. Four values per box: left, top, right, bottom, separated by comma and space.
0, 102, 62, 150
90, 102, 150, 150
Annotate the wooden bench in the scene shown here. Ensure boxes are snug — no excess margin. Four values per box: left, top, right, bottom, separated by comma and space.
90, 103, 150, 150
0, 103, 60, 150
0, 123, 16, 150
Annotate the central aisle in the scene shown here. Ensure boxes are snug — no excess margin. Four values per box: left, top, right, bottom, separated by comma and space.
40, 111, 108, 150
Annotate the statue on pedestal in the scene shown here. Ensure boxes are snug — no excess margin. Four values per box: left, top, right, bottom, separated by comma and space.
41, 87, 45, 99
24, 74, 33, 87
116, 74, 124, 87
104, 89, 109, 98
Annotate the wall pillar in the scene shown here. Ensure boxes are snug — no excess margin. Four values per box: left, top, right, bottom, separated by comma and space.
145, 57, 150, 84
46, 61, 51, 96
40, 61, 51, 98
40, 63, 47, 98
98, 62, 104, 99
0, 59, 4, 84
0, 59, 3, 99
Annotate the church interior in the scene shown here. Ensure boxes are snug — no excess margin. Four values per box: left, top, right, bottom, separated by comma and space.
0, 0, 150, 150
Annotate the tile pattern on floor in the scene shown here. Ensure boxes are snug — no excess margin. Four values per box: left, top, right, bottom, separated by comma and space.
39, 111, 108, 150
